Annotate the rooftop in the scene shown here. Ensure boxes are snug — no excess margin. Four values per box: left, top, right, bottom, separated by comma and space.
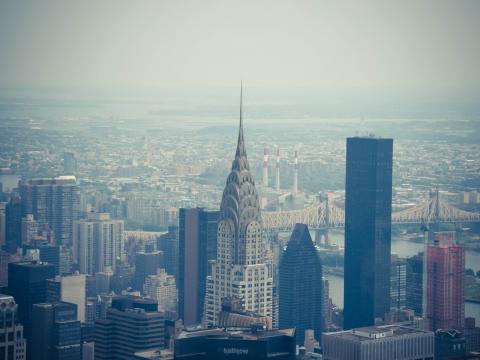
177, 327, 295, 340
324, 325, 432, 342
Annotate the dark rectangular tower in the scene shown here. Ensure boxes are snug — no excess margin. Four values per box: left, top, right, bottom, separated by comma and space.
178, 208, 218, 326
343, 136, 393, 329
8, 261, 56, 359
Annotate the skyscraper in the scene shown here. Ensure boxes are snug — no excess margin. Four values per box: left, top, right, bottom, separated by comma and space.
73, 212, 124, 275
5, 196, 23, 253
427, 232, 465, 331
158, 225, 179, 279
94, 296, 164, 360
0, 202, 6, 248
406, 253, 423, 316
31, 301, 81, 360
63, 151, 78, 175
204, 88, 273, 327
279, 223, 322, 345
134, 250, 163, 290
178, 208, 218, 326
343, 136, 393, 329
46, 273, 87, 323
390, 256, 406, 310
0, 294, 27, 360
19, 176, 79, 247
144, 269, 178, 314
8, 261, 56, 360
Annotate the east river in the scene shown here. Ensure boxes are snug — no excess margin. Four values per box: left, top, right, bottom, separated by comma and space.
323, 232, 480, 324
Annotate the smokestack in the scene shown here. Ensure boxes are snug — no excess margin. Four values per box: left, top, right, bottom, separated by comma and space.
275, 147, 280, 191
293, 150, 298, 195
262, 145, 269, 187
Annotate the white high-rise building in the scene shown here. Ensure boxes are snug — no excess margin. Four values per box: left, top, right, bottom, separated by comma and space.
73, 213, 124, 275
204, 87, 273, 326
46, 273, 87, 322
144, 269, 178, 313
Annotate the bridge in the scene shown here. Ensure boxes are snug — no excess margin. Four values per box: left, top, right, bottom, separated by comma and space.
262, 189, 480, 234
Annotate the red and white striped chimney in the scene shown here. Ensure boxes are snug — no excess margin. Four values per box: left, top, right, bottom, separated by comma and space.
275, 147, 280, 191
262, 145, 269, 187
293, 149, 298, 195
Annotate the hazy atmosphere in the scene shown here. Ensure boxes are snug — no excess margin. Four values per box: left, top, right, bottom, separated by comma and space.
1, 2, 480, 359
1, 0, 479, 97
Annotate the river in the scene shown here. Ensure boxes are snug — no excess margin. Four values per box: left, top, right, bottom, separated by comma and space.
323, 235, 480, 325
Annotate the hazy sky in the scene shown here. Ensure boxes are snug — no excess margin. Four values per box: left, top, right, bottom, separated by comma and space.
0, 0, 479, 96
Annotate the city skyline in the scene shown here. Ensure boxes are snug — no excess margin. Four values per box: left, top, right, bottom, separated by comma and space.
0, 1, 479, 358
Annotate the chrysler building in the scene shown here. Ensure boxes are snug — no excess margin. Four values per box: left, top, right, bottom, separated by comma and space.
204, 86, 273, 326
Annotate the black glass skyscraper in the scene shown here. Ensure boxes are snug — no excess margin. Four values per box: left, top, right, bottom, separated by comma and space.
31, 301, 81, 360
343, 136, 393, 329
8, 261, 56, 359
178, 208, 218, 326
279, 223, 322, 345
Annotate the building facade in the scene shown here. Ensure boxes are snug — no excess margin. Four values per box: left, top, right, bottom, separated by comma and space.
427, 232, 465, 331
46, 273, 87, 323
390, 256, 407, 310
134, 250, 163, 291
73, 212, 124, 275
19, 176, 79, 247
204, 98, 273, 327
8, 261, 56, 360
343, 136, 393, 329
158, 225, 179, 279
174, 327, 295, 360
31, 301, 81, 360
322, 325, 434, 360
406, 253, 423, 316
279, 223, 322, 345
94, 296, 165, 360
0, 294, 27, 360
178, 208, 218, 326
144, 269, 178, 314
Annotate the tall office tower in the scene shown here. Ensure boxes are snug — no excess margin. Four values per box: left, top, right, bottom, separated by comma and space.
0, 202, 6, 247
94, 296, 164, 360
144, 269, 178, 314
158, 225, 179, 279
0, 251, 9, 287
322, 278, 332, 331
5, 196, 23, 253
343, 136, 393, 329
46, 274, 87, 322
63, 151, 78, 175
292, 150, 298, 195
390, 256, 406, 310
322, 325, 434, 360
178, 208, 219, 326
275, 147, 281, 191
427, 232, 465, 331
262, 145, 269, 187
73, 213, 124, 275
8, 261, 56, 359
31, 301, 81, 360
204, 90, 273, 327
279, 223, 322, 345
406, 253, 423, 316
134, 250, 163, 290
19, 176, 79, 247
0, 294, 27, 360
